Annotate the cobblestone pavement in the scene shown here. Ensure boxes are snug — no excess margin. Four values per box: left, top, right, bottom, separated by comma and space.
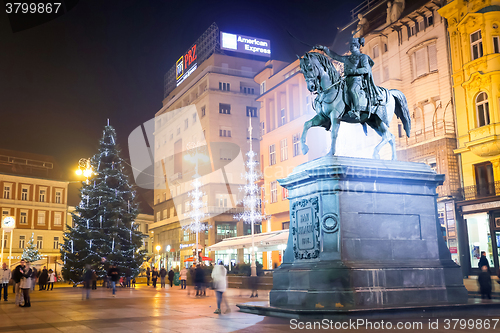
0, 284, 498, 332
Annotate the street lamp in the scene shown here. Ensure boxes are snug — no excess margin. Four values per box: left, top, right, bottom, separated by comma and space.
75, 158, 94, 184
155, 245, 161, 268
166, 245, 171, 270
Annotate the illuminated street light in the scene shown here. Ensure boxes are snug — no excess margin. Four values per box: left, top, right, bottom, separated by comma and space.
76, 158, 94, 184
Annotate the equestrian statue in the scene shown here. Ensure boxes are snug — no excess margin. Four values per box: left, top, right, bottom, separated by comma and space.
300, 37, 411, 160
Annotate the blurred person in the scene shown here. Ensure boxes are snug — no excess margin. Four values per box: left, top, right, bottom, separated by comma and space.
194, 264, 205, 296
160, 266, 167, 288
146, 267, 151, 286
91, 270, 98, 290
125, 268, 132, 288
211, 261, 230, 314
82, 265, 93, 300
131, 276, 136, 288
38, 266, 48, 291
478, 265, 492, 300
12, 260, 26, 306
168, 268, 174, 288
31, 266, 37, 291
179, 266, 187, 290
151, 267, 158, 288
478, 251, 491, 273
47, 269, 55, 290
187, 265, 195, 295
19, 262, 33, 307
0, 263, 11, 301
249, 273, 259, 298
107, 264, 120, 296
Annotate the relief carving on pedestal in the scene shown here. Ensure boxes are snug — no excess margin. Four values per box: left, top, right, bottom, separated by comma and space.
291, 197, 320, 259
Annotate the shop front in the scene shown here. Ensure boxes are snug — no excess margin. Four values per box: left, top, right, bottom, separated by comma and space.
457, 200, 500, 275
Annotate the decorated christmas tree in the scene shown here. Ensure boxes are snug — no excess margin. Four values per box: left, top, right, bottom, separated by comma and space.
22, 233, 42, 263
61, 125, 145, 283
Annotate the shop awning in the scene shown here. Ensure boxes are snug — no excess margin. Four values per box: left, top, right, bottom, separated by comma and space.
207, 229, 289, 253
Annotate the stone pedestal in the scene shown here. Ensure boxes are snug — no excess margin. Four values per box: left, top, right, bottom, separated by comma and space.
270, 156, 467, 309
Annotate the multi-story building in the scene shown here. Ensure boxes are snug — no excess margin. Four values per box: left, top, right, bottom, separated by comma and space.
0, 149, 68, 270
151, 24, 269, 268
439, 0, 500, 275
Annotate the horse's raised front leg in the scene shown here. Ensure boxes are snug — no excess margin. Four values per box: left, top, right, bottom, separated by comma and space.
301, 120, 312, 155
329, 113, 340, 156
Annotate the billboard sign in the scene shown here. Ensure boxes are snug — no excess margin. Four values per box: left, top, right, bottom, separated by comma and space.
220, 32, 271, 57
176, 44, 198, 86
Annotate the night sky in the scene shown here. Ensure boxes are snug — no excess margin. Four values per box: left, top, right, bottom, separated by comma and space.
0, 0, 363, 184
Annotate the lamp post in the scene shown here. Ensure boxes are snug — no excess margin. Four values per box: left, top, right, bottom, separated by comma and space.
166, 245, 171, 270
75, 158, 94, 184
155, 245, 161, 268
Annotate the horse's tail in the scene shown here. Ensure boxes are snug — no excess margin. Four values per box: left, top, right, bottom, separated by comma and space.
390, 89, 411, 137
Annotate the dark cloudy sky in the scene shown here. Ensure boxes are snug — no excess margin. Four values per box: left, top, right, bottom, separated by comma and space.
0, 0, 363, 183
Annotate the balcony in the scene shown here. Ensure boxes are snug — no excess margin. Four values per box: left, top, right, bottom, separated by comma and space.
397, 121, 455, 147
459, 181, 500, 201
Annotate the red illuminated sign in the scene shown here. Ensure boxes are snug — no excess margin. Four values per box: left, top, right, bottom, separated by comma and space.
176, 44, 197, 81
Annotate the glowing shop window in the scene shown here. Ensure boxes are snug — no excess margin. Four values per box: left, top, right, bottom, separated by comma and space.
465, 213, 493, 269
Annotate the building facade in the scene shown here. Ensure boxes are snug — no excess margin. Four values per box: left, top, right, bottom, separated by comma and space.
439, 0, 500, 275
151, 24, 269, 268
0, 149, 68, 271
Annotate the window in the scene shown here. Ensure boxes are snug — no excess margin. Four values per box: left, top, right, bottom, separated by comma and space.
201, 106, 206, 117
261, 122, 265, 136
293, 134, 300, 157
53, 237, 59, 249
3, 184, 11, 199
36, 236, 43, 249
54, 212, 62, 226
398, 124, 404, 138
192, 112, 197, 124
383, 43, 388, 53
471, 30, 483, 60
282, 222, 290, 230
156, 212, 160, 222
260, 81, 266, 94
270, 181, 278, 203
145, 224, 149, 233
426, 14, 434, 27
372, 45, 379, 58
219, 82, 230, 91
282, 187, 289, 200
219, 128, 231, 137
476, 92, 490, 127
37, 211, 45, 225
475, 162, 494, 197
39, 189, 46, 202
216, 222, 237, 241
177, 127, 180, 135
269, 144, 276, 166
408, 24, 416, 38
246, 106, 258, 117
20, 211, 27, 224
2, 209, 9, 218
410, 43, 438, 79
219, 103, 231, 114
21, 187, 28, 201
156, 195, 160, 204
241, 86, 255, 94
19, 235, 25, 249
55, 190, 62, 204
184, 201, 190, 212
184, 119, 189, 129
280, 108, 286, 126
280, 139, 288, 161
418, 20, 425, 32
216, 194, 228, 208
493, 36, 499, 54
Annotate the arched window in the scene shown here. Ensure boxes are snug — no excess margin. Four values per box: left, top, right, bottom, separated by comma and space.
476, 92, 490, 127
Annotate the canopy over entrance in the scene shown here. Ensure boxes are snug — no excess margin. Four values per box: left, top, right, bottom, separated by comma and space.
207, 229, 289, 252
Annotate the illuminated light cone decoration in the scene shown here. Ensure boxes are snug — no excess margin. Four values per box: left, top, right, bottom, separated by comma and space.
234, 119, 266, 277
182, 142, 210, 265
61, 125, 145, 284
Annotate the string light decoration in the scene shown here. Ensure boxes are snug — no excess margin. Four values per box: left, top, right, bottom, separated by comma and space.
182, 142, 210, 265
22, 233, 42, 263
61, 125, 146, 284
234, 118, 267, 277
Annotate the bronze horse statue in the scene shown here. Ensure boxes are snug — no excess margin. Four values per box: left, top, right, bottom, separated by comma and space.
299, 51, 411, 160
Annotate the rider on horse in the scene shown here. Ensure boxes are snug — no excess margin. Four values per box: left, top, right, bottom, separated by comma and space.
314, 37, 384, 121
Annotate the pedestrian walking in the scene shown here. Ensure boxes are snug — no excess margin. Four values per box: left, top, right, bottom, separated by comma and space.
194, 264, 205, 296
82, 265, 93, 300
12, 260, 26, 306
168, 268, 174, 288
38, 266, 48, 291
30, 267, 37, 291
211, 262, 230, 314
249, 274, 259, 298
478, 265, 493, 300
187, 265, 195, 295
107, 264, 120, 296
91, 270, 98, 290
160, 267, 167, 288
0, 263, 11, 301
19, 262, 33, 307
146, 267, 151, 286
478, 251, 491, 273
47, 269, 55, 290
151, 267, 158, 288
179, 267, 187, 289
